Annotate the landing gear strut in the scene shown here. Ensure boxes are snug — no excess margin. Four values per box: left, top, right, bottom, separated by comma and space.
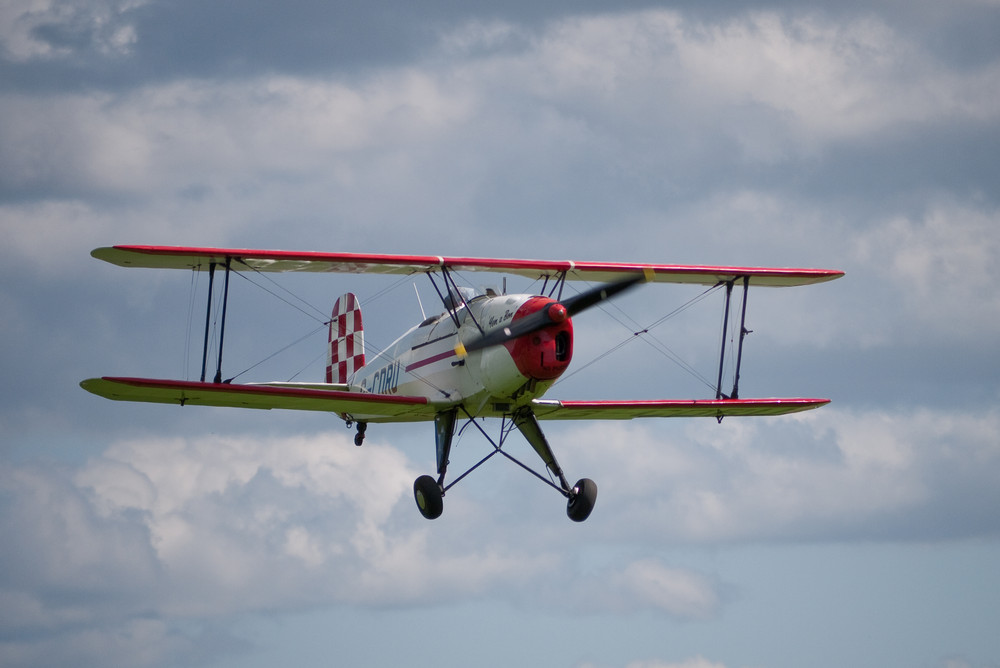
411, 407, 597, 522
411, 409, 456, 520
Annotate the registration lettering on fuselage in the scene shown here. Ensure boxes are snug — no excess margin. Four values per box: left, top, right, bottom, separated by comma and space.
362, 360, 401, 394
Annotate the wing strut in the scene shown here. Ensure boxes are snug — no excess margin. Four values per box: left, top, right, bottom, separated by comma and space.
198, 256, 233, 383
540, 270, 568, 300
215, 256, 233, 383
199, 262, 216, 382
715, 276, 751, 403
731, 275, 751, 399
426, 267, 487, 336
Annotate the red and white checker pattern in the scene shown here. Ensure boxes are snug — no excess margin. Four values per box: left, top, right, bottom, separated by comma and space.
327, 293, 365, 384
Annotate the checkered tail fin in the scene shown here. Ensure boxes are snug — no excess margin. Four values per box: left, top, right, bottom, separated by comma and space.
327, 293, 365, 384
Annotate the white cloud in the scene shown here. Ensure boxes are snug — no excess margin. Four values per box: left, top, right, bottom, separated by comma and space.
625, 658, 727, 668
9, 431, 572, 618
0, 422, 751, 664
613, 559, 720, 620
3, 5, 999, 665
0, 72, 473, 197
5, 7, 997, 267
578, 657, 729, 668
466, 10, 1000, 158
853, 202, 1000, 341
562, 406, 1000, 543
436, 18, 526, 56
0, 0, 144, 61
28, 404, 986, 661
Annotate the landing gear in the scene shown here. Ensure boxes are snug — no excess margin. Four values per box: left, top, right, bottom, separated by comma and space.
513, 408, 597, 521
413, 475, 444, 520
354, 421, 367, 446
566, 478, 598, 522
411, 406, 597, 522
411, 409, 456, 520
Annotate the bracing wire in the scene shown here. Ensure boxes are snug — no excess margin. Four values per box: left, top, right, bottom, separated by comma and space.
225, 265, 413, 382
225, 322, 329, 383
232, 267, 328, 324
554, 282, 724, 391
242, 266, 456, 397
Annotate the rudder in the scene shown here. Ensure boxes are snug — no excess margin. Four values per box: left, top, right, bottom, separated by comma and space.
327, 293, 365, 384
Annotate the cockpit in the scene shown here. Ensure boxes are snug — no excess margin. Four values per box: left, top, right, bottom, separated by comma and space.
420, 285, 500, 327
442, 285, 502, 308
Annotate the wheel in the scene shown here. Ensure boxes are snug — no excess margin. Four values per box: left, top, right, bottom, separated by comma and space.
566, 478, 597, 522
413, 475, 444, 520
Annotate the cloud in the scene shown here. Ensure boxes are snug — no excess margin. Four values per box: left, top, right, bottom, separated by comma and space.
69, 431, 554, 612
3, 4, 999, 666
4, 431, 556, 603
625, 658, 727, 668
0, 0, 144, 62
562, 406, 1000, 544
7, 402, 997, 664
5, 8, 997, 237
578, 656, 728, 668
853, 202, 1000, 342
0, 426, 743, 664
0, 463, 178, 668
611, 559, 721, 619
672, 13, 999, 142
0, 72, 472, 198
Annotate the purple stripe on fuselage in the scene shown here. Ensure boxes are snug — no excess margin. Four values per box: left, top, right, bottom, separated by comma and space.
405, 349, 457, 372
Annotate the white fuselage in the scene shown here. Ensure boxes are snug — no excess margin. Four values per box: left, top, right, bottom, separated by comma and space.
349, 293, 574, 417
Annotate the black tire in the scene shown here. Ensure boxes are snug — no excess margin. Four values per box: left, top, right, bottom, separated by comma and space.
413, 475, 444, 520
566, 478, 597, 522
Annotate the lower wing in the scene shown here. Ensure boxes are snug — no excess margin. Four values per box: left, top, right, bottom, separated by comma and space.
82, 377, 828, 423
80, 377, 437, 423
531, 398, 829, 419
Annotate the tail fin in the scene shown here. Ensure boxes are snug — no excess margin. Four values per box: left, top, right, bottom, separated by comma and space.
327, 293, 365, 384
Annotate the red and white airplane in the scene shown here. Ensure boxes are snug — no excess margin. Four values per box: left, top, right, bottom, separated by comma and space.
82, 245, 843, 522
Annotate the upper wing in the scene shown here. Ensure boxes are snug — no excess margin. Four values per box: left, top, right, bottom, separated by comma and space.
531, 397, 830, 420
80, 377, 438, 423
92, 245, 843, 287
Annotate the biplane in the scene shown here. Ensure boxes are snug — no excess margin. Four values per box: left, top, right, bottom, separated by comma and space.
81, 245, 843, 522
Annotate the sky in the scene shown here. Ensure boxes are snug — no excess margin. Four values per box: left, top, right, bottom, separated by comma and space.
2, 1, 1000, 667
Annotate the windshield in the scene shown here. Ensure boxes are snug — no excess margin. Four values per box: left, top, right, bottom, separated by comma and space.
443, 286, 493, 309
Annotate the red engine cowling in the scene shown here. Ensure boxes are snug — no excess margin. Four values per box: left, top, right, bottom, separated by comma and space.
503, 297, 573, 380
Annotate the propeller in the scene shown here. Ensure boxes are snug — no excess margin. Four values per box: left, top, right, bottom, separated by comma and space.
455, 268, 653, 357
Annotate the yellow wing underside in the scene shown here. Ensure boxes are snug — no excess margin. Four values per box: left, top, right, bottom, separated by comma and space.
82, 377, 829, 423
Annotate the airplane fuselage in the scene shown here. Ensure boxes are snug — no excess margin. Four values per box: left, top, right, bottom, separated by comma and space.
349, 293, 573, 416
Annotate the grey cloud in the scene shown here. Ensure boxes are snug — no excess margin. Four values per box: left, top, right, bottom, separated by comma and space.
559, 407, 1000, 545
5, 0, 999, 94
2, 3, 999, 664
